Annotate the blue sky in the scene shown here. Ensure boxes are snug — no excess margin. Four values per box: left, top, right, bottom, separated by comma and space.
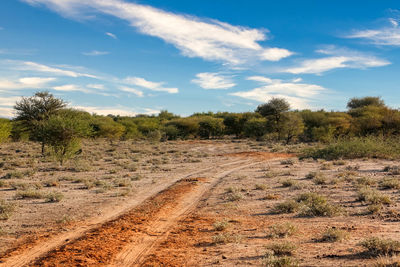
1, 0, 400, 117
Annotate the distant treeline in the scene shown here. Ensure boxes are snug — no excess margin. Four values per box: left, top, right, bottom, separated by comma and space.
1, 93, 399, 146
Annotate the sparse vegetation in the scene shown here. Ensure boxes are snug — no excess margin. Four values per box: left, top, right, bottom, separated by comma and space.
320, 227, 349, 242
266, 241, 297, 256
0, 200, 15, 220
359, 237, 400, 256
268, 223, 297, 238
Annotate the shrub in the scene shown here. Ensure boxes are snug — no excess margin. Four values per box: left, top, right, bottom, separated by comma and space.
263, 254, 299, 267
320, 227, 349, 242
212, 233, 241, 244
268, 223, 297, 238
213, 220, 229, 231
313, 175, 327, 185
15, 189, 46, 199
296, 193, 341, 217
255, 184, 268, 190
281, 179, 297, 188
380, 178, 400, 189
0, 200, 15, 220
301, 137, 400, 160
197, 116, 225, 139
357, 188, 391, 205
356, 177, 376, 186
0, 118, 11, 143
227, 192, 243, 201
266, 241, 296, 256
273, 200, 301, 214
359, 237, 400, 256
383, 166, 400, 175
46, 191, 64, 202
44, 109, 92, 165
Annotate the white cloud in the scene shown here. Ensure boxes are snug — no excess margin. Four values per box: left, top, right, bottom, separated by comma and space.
0, 107, 15, 118
73, 105, 159, 116
346, 18, 400, 46
191, 72, 236, 90
105, 32, 117, 39
13, 61, 97, 78
261, 48, 293, 61
82, 50, 109, 56
0, 77, 56, 90
119, 86, 144, 97
231, 76, 326, 109
247, 76, 275, 84
124, 76, 178, 93
22, 0, 293, 65
283, 47, 390, 74
52, 84, 85, 92
87, 84, 105, 90
0, 96, 22, 107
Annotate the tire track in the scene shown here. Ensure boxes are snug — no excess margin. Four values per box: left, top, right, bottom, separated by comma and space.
0, 158, 248, 267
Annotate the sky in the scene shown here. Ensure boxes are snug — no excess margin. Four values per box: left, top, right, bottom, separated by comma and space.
1, 0, 400, 117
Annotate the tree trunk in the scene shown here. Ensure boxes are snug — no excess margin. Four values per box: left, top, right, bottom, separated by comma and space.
41, 141, 45, 156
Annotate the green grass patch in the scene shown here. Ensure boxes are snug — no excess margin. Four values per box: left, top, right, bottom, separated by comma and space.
301, 137, 400, 160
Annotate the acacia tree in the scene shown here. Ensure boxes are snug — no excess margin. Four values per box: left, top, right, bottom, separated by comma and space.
256, 97, 290, 139
14, 91, 67, 154
43, 109, 91, 165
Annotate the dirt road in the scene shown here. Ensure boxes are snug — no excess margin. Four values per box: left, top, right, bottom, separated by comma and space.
0, 153, 292, 266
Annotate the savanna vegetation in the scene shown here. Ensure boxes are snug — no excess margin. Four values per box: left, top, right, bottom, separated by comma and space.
1, 91, 400, 266
1, 91, 400, 165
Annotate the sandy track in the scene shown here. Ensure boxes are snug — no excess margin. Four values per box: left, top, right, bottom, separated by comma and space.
110, 161, 263, 266
0, 158, 249, 267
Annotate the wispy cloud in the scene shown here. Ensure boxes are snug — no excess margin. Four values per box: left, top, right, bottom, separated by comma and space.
0, 77, 56, 90
346, 17, 400, 46
283, 46, 389, 74
73, 105, 159, 116
52, 84, 88, 92
22, 0, 293, 65
231, 76, 326, 109
9, 60, 97, 78
105, 32, 117, 39
192, 72, 236, 90
82, 50, 109, 56
119, 86, 144, 97
124, 76, 178, 93
87, 84, 105, 90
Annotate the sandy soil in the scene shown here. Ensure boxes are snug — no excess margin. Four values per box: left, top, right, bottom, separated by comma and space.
0, 139, 399, 266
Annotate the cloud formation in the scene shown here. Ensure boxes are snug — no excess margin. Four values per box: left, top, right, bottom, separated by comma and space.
82, 50, 109, 56
0, 77, 55, 90
22, 0, 293, 65
124, 76, 178, 93
11, 60, 97, 78
119, 86, 144, 97
231, 76, 326, 109
283, 46, 389, 74
192, 72, 236, 89
73, 105, 159, 116
105, 32, 117, 39
346, 18, 400, 46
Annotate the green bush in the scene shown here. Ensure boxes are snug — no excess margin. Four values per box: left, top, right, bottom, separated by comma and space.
359, 237, 400, 256
0, 118, 11, 143
301, 136, 400, 160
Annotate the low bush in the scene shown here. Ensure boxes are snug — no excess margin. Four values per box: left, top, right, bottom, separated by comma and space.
320, 227, 349, 242
0, 200, 15, 220
301, 137, 400, 160
268, 223, 297, 238
266, 241, 297, 256
359, 237, 400, 256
